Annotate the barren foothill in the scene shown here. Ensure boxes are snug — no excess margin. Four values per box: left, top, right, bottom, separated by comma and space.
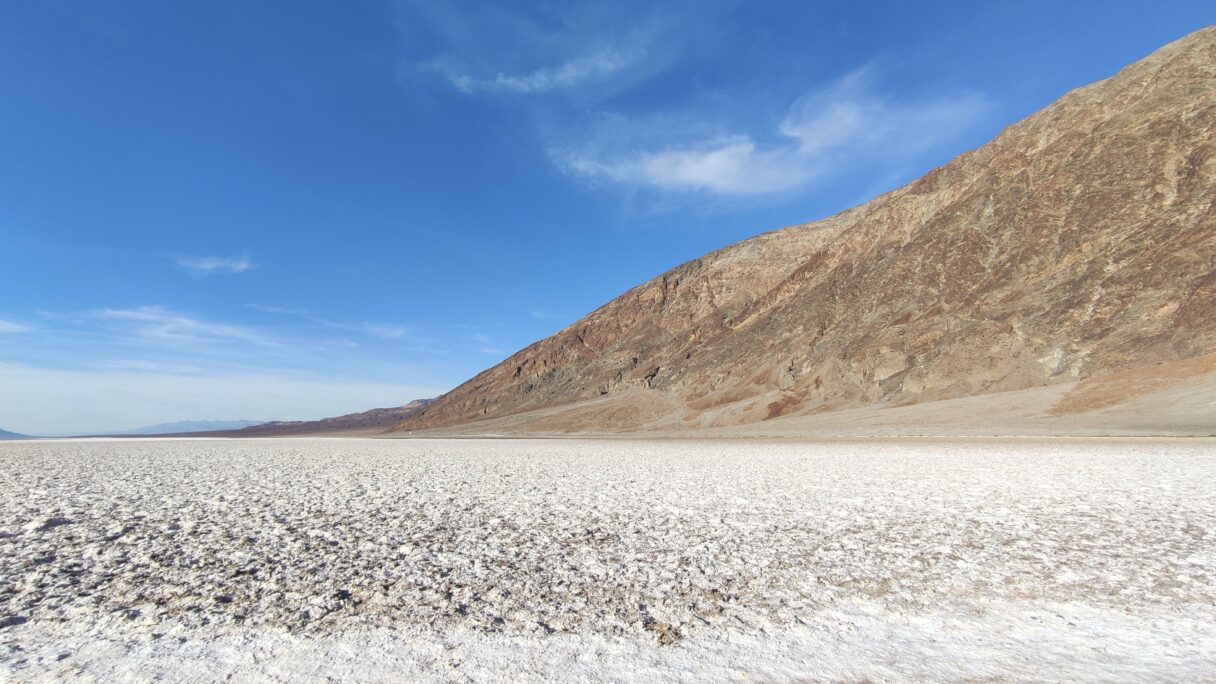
1, 437, 1214, 680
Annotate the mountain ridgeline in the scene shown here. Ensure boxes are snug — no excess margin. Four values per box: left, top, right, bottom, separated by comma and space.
395, 28, 1216, 435
198, 400, 434, 437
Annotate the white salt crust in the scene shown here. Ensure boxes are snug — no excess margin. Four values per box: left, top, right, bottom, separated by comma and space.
2, 438, 1213, 681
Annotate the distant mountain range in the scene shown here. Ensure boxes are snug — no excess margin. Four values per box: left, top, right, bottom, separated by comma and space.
111, 420, 264, 436
23, 402, 436, 441
196, 400, 433, 437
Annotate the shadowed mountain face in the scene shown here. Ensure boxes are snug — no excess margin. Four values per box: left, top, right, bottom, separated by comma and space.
397, 28, 1216, 434
0, 428, 31, 440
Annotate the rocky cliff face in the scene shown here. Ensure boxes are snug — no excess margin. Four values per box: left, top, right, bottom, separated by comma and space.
397, 27, 1216, 434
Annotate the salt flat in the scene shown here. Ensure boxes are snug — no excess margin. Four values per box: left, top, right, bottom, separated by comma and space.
1, 438, 1214, 681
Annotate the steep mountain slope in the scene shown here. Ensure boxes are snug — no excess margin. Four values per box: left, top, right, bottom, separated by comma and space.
199, 400, 433, 437
396, 27, 1216, 435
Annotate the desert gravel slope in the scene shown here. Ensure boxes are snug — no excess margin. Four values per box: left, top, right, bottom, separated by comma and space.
2, 438, 1214, 681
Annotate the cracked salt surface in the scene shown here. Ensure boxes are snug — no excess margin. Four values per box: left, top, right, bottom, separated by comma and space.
1, 438, 1213, 681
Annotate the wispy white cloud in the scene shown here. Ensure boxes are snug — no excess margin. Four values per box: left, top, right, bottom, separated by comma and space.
0, 307, 462, 434
175, 254, 254, 276
557, 135, 812, 196
361, 323, 409, 339
435, 48, 633, 95
97, 306, 278, 348
249, 304, 411, 340
247, 303, 307, 316
0, 362, 446, 436
102, 360, 202, 374
400, 1, 708, 100
0, 320, 29, 333
553, 69, 991, 196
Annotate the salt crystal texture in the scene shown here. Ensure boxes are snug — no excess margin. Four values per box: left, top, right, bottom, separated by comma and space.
1, 438, 1213, 680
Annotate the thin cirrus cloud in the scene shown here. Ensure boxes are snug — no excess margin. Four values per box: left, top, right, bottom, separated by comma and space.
361, 323, 410, 339
0, 319, 30, 333
96, 306, 278, 348
0, 361, 447, 436
174, 254, 254, 277
435, 48, 633, 95
0, 306, 462, 434
552, 69, 992, 196
401, 0, 701, 100
403, 2, 991, 200
248, 304, 410, 340
103, 360, 203, 374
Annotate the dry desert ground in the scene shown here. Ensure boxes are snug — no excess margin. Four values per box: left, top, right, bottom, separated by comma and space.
2, 437, 1215, 681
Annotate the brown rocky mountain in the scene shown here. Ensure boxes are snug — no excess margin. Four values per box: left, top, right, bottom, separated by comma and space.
194, 400, 433, 437
395, 27, 1216, 436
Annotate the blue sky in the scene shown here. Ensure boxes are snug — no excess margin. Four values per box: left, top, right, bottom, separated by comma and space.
1, 1, 1213, 434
